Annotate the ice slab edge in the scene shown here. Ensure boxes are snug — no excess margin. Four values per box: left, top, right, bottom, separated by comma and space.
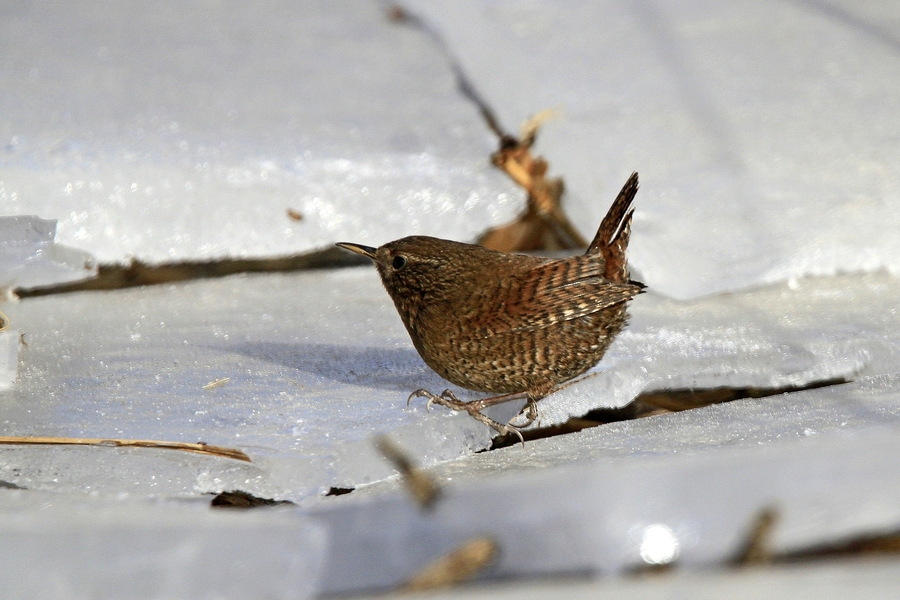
0, 216, 96, 291
0, 492, 328, 600
0, 330, 19, 390
313, 425, 900, 595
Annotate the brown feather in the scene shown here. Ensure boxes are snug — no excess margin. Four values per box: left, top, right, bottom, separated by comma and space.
337, 172, 644, 396
587, 171, 638, 283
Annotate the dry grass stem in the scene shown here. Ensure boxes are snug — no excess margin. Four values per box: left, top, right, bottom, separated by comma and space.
202, 377, 231, 390
375, 435, 441, 509
732, 506, 779, 566
479, 111, 588, 253
0, 436, 251, 462
401, 537, 498, 592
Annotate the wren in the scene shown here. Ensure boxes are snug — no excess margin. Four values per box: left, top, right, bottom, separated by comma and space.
337, 172, 644, 441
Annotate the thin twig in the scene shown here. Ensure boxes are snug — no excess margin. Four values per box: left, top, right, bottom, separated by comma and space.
375, 435, 441, 509
202, 377, 231, 390
401, 537, 498, 592
731, 506, 779, 566
0, 436, 251, 462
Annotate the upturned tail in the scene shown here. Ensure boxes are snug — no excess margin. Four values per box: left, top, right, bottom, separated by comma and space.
586, 172, 638, 284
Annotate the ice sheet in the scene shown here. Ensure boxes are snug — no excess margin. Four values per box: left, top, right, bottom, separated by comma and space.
0, 216, 96, 291
0, 0, 519, 264
356, 371, 900, 489
7, 0, 898, 300
0, 269, 496, 501
0, 331, 19, 390
0, 490, 327, 600
364, 559, 900, 600
536, 271, 900, 426
1, 269, 897, 502
315, 420, 900, 595
4, 1, 900, 596
0, 215, 94, 389
403, 0, 900, 298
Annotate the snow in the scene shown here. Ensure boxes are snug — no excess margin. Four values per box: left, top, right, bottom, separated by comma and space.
0, 0, 519, 265
403, 0, 900, 298
2, 269, 897, 503
0, 216, 95, 291
0, 490, 327, 600
0, 215, 95, 389
314, 420, 900, 594
537, 271, 899, 425
2, 0, 900, 597
0, 331, 18, 390
373, 559, 900, 600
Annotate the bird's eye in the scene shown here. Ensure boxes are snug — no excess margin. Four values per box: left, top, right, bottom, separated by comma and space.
392, 255, 407, 270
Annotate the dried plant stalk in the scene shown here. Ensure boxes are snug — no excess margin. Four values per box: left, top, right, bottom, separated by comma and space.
479, 110, 589, 253
732, 506, 779, 566
0, 436, 251, 462
202, 377, 231, 390
402, 537, 498, 592
375, 435, 441, 509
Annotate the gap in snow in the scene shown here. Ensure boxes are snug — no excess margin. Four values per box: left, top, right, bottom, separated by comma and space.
489, 375, 851, 449
15, 246, 368, 297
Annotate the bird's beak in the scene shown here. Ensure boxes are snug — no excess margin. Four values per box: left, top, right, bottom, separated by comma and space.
335, 242, 377, 259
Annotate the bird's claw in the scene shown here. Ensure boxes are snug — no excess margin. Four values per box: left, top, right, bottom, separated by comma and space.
508, 397, 539, 429
407, 388, 528, 447
408, 389, 460, 412
407, 389, 432, 407
496, 422, 525, 447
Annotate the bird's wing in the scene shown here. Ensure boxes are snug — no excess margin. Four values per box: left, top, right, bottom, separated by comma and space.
472, 255, 643, 336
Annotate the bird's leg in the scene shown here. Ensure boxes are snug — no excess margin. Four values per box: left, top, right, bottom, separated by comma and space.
407, 389, 529, 444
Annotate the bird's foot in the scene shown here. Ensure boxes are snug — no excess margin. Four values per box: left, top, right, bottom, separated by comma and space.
508, 396, 539, 429
407, 389, 526, 446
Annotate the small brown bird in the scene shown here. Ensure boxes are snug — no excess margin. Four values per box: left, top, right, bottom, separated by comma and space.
337, 172, 644, 440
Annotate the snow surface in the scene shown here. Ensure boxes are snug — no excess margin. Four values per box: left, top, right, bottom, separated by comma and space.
1, 269, 897, 502
0, 0, 519, 265
372, 559, 900, 600
2, 0, 900, 597
0, 269, 495, 500
537, 271, 899, 425
0, 490, 327, 600
404, 0, 900, 298
0, 216, 95, 291
0, 215, 96, 388
315, 421, 900, 595
0, 331, 18, 390
10, 0, 899, 300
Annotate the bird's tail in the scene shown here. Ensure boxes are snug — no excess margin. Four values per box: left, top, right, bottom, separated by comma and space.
586, 172, 638, 284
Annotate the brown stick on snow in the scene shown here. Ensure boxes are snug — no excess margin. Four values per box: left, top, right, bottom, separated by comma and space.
0, 436, 251, 462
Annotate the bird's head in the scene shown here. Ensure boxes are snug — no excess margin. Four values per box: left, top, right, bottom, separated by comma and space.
337, 236, 477, 303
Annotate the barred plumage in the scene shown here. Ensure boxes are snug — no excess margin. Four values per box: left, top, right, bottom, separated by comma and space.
337, 172, 644, 437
